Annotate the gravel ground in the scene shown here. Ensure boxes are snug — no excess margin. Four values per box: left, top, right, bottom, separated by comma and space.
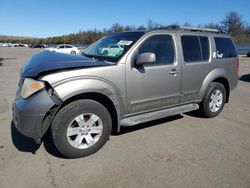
0, 47, 250, 188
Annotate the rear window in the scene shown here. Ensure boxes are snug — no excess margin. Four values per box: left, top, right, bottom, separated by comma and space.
181, 36, 210, 62
214, 37, 237, 58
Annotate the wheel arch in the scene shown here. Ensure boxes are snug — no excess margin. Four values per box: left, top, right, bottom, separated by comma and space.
199, 68, 230, 103
59, 92, 120, 133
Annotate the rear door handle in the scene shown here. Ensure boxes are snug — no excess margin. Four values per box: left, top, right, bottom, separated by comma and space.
169, 69, 179, 76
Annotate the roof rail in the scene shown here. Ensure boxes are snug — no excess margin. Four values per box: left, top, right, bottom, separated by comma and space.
156, 25, 221, 33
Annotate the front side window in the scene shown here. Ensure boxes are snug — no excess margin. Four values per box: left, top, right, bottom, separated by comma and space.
138, 35, 175, 64
214, 37, 237, 58
181, 35, 210, 62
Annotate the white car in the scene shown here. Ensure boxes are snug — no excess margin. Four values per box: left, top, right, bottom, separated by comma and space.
45, 44, 80, 54
0, 43, 8, 47
99, 44, 124, 57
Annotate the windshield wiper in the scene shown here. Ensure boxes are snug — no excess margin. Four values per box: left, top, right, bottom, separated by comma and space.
82, 52, 115, 62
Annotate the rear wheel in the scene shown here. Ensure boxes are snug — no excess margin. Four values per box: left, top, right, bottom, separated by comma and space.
199, 82, 226, 118
51, 99, 111, 158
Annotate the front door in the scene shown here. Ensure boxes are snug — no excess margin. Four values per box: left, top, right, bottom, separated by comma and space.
126, 34, 181, 113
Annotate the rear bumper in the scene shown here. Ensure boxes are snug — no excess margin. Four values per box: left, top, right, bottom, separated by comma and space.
230, 76, 239, 91
12, 89, 56, 139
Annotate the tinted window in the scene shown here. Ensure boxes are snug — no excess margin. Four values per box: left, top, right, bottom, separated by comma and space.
214, 37, 237, 58
181, 36, 210, 62
59, 45, 64, 49
200, 37, 209, 60
181, 36, 201, 62
66, 45, 72, 48
139, 35, 175, 64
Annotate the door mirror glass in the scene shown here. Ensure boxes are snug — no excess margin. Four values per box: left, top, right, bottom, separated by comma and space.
136, 52, 156, 66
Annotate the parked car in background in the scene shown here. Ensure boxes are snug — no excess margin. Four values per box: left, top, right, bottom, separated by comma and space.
45, 44, 80, 54
247, 51, 250, 57
0, 43, 8, 47
18, 43, 29, 47
30, 43, 47, 48
99, 44, 124, 57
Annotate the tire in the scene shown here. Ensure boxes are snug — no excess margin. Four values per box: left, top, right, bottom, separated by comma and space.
199, 82, 226, 118
51, 99, 112, 158
71, 51, 76, 54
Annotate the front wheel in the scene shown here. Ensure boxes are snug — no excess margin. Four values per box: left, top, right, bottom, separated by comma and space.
71, 51, 76, 54
199, 82, 226, 118
51, 99, 112, 158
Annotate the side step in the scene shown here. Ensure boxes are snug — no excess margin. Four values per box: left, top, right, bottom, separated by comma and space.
120, 103, 199, 126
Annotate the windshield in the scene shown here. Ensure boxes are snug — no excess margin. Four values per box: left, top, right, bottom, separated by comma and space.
82, 32, 145, 62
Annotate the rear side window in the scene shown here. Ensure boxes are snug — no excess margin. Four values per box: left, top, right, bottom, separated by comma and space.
214, 37, 237, 58
200, 37, 209, 60
181, 36, 210, 62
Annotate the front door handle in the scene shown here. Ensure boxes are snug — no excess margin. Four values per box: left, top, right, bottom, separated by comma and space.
170, 69, 179, 76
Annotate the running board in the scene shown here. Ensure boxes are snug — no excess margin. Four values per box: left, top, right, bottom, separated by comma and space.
120, 103, 199, 126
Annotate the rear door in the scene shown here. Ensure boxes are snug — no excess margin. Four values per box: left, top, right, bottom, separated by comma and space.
179, 34, 212, 103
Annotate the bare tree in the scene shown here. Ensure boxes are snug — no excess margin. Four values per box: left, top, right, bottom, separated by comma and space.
124, 25, 136, 31
112, 23, 124, 32
204, 22, 222, 30
146, 20, 160, 30
137, 25, 146, 30
221, 11, 244, 34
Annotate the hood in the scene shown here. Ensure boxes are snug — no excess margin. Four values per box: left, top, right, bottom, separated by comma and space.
22, 51, 114, 78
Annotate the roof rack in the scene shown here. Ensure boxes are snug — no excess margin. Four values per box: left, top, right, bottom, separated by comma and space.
156, 25, 221, 33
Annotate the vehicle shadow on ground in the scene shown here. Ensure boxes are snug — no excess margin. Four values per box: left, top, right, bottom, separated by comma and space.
115, 115, 183, 135
239, 74, 250, 82
42, 132, 67, 159
184, 110, 204, 118
10, 121, 41, 154
11, 120, 67, 158
11, 115, 183, 159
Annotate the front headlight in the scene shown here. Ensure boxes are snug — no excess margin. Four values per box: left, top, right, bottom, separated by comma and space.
20, 78, 45, 99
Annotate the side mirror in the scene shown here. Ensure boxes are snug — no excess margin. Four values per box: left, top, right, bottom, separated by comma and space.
136, 52, 156, 66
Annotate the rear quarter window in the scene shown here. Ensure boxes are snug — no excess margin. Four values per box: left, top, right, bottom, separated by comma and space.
214, 37, 237, 58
